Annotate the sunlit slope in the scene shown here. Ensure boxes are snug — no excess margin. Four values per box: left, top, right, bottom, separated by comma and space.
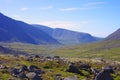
52, 40, 120, 61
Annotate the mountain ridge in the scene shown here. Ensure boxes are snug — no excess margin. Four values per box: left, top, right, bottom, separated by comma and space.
32, 24, 102, 44
0, 12, 59, 44
105, 28, 120, 41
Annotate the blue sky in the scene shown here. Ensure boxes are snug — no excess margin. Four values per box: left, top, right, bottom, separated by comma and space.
0, 0, 120, 37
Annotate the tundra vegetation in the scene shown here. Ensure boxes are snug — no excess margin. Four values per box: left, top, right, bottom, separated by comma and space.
0, 41, 120, 80
0, 54, 120, 80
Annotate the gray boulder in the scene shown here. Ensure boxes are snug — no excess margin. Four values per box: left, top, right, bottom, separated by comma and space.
64, 76, 78, 80
26, 72, 37, 79
28, 65, 39, 72
26, 72, 42, 80
0, 65, 7, 69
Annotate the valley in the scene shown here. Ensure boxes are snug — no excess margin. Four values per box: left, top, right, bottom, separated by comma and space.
0, 9, 120, 80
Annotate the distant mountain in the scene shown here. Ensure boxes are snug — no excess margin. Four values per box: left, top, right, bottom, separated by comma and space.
33, 24, 102, 44
0, 13, 59, 44
105, 28, 120, 41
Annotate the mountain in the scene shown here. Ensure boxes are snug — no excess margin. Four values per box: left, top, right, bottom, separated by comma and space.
105, 28, 120, 41
32, 24, 102, 44
0, 13, 59, 44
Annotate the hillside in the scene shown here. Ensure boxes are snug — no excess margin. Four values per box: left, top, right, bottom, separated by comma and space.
105, 28, 120, 41
0, 13, 59, 44
33, 24, 102, 44
1, 40, 120, 61
0, 45, 27, 55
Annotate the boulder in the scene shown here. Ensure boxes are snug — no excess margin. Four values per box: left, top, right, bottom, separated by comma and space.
67, 63, 82, 74
19, 65, 28, 72
33, 75, 42, 80
8, 68, 20, 76
0, 65, 7, 69
26, 72, 42, 80
79, 63, 91, 70
64, 76, 78, 80
26, 72, 37, 79
17, 72, 27, 79
34, 55, 40, 58
94, 66, 114, 80
28, 65, 39, 72
91, 68, 99, 75
34, 69, 45, 74
54, 74, 62, 80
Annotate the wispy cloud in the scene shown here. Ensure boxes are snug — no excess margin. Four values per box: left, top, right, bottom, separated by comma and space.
60, 1, 105, 11
60, 7, 101, 11
39, 6, 53, 10
13, 15, 21, 19
37, 20, 90, 31
60, 8, 79, 11
20, 7, 29, 11
38, 21, 77, 28
83, 2, 105, 7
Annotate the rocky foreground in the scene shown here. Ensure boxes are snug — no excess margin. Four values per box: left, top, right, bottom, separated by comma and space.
0, 55, 120, 80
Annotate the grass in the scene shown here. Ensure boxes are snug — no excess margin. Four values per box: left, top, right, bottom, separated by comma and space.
0, 54, 119, 80
0, 40, 120, 61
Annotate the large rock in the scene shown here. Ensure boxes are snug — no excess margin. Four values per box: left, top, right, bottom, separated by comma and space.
17, 72, 27, 79
91, 68, 99, 75
94, 66, 114, 80
19, 65, 28, 72
34, 69, 44, 75
8, 68, 20, 76
26, 72, 42, 80
77, 62, 91, 70
28, 65, 39, 72
67, 63, 83, 75
64, 76, 78, 80
54, 74, 63, 80
26, 72, 37, 79
0, 65, 7, 69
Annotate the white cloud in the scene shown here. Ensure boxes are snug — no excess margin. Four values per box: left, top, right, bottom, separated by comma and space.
60, 8, 79, 11
38, 21, 77, 28
60, 7, 101, 11
37, 21, 90, 31
13, 15, 21, 19
60, 1, 105, 11
39, 6, 53, 10
20, 7, 29, 11
37, 21, 106, 37
83, 2, 105, 7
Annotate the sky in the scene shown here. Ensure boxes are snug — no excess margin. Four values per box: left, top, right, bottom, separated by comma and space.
0, 0, 120, 37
